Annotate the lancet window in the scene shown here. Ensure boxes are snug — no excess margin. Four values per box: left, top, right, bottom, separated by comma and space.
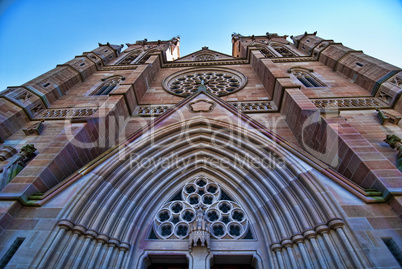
292, 69, 325, 87
271, 44, 296, 57
117, 50, 141, 65
259, 47, 274, 58
92, 76, 125, 95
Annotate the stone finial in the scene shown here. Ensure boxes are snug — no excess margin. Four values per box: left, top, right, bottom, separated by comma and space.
202, 46, 208, 50
384, 135, 401, 149
19, 144, 37, 160
188, 207, 210, 250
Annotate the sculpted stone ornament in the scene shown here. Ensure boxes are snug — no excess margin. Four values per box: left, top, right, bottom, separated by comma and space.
0, 144, 37, 190
384, 135, 402, 171
188, 207, 211, 250
22, 120, 44, 135
187, 100, 216, 113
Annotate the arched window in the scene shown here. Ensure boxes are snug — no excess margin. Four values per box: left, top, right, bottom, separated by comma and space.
271, 44, 296, 57
258, 47, 274, 58
117, 50, 141, 65
92, 76, 125, 95
291, 69, 325, 87
137, 54, 151, 64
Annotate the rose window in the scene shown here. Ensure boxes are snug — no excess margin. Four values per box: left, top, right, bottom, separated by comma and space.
195, 54, 216, 61
162, 68, 247, 97
152, 175, 251, 240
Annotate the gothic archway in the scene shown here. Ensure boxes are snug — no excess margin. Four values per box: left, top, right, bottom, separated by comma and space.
36, 117, 372, 269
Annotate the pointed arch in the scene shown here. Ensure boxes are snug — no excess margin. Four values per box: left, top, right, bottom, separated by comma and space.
36, 117, 371, 268
91, 75, 125, 95
270, 42, 297, 57
288, 67, 326, 88
117, 50, 142, 65
253, 44, 275, 58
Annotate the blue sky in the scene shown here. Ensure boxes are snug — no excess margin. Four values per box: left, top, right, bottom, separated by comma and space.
0, 0, 401, 91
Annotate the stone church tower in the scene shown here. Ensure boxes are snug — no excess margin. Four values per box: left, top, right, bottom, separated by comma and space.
0, 32, 401, 268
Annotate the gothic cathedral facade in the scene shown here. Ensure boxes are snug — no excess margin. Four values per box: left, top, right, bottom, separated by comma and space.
0, 32, 401, 268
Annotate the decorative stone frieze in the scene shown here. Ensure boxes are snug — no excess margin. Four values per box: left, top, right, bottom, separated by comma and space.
271, 56, 316, 63
133, 105, 174, 116
37, 108, 98, 119
230, 101, 277, 112
99, 65, 138, 71
312, 97, 387, 110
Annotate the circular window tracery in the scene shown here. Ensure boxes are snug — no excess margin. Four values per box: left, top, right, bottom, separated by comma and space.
153, 175, 250, 240
195, 54, 216, 61
162, 68, 247, 97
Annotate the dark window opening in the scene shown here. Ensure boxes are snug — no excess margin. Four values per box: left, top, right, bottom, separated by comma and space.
272, 45, 296, 57
139, 54, 151, 64
383, 238, 402, 266
293, 70, 325, 88
356, 62, 364, 67
147, 255, 188, 269
259, 48, 274, 58
80, 63, 85, 66
211, 255, 255, 269
0, 237, 25, 268
43, 83, 50, 87
118, 53, 140, 65
95, 84, 116, 95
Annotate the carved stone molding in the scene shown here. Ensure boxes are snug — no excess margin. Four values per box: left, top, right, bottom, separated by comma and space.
269, 218, 345, 252
99, 65, 138, 71
162, 60, 248, 68
187, 100, 216, 113
271, 56, 316, 63
57, 219, 131, 251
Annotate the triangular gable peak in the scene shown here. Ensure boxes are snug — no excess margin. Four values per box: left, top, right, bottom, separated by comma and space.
52, 87, 373, 205
174, 47, 235, 62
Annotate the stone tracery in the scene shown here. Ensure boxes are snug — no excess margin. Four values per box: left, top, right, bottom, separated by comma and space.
153, 175, 250, 243
163, 67, 247, 97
